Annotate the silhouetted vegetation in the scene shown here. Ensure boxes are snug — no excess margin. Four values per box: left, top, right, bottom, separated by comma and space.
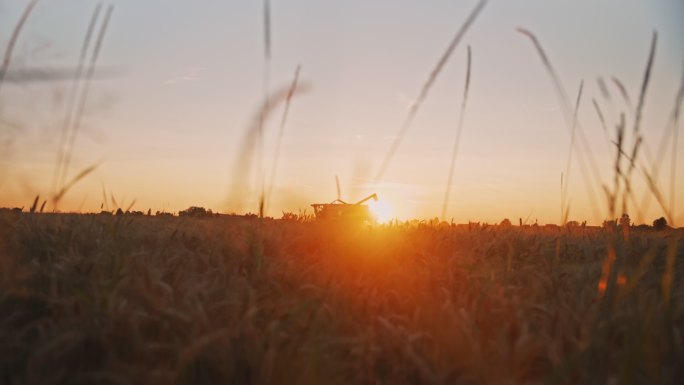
653, 216, 669, 230
0, 212, 681, 384
178, 206, 215, 218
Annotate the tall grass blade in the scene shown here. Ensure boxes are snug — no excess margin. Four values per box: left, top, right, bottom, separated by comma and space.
608, 114, 626, 218
60, 5, 113, 189
518, 28, 602, 221
257, 0, 272, 219
228, 84, 310, 212
441, 46, 472, 220
596, 77, 611, 101
263, 0, 271, 61
669, 58, 684, 225
52, 3, 103, 196
53, 163, 100, 206
266, 65, 301, 211
516, 28, 571, 123
612, 77, 633, 112
560, 172, 564, 224
619, 32, 657, 218
125, 198, 137, 212
0, 0, 40, 95
641, 165, 673, 224
641, 59, 684, 220
374, 0, 488, 182
592, 98, 613, 153
101, 183, 108, 211
111, 193, 119, 210
29, 195, 39, 213
632, 31, 657, 135
561, 80, 584, 217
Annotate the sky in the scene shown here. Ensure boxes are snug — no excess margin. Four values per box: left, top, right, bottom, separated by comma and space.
1, 0, 683, 225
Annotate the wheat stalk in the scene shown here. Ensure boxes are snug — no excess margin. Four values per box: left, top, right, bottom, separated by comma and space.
441, 46, 471, 221
0, 0, 40, 96
374, 0, 488, 182
518, 28, 603, 222
52, 3, 103, 196
266, 65, 302, 212
561, 80, 584, 224
59, 5, 114, 190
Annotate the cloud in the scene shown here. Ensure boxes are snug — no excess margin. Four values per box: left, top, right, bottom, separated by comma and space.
162, 66, 207, 85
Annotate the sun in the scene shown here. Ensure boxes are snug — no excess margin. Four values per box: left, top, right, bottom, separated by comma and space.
368, 199, 393, 223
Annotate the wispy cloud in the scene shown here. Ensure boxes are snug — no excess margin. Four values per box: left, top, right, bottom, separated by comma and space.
162, 66, 207, 85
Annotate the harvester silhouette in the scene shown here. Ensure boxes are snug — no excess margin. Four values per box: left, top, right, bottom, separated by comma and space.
311, 176, 378, 222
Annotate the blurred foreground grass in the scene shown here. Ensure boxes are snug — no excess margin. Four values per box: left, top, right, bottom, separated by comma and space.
0, 212, 682, 384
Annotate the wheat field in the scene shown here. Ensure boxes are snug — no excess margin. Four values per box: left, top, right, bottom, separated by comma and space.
1, 211, 681, 384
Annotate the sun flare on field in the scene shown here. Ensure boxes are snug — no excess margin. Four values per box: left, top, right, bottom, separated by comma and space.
368, 199, 393, 223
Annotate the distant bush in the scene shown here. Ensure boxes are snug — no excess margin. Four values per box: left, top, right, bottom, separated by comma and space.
179, 206, 214, 218
0, 207, 23, 214
602, 219, 617, 230
652, 217, 668, 230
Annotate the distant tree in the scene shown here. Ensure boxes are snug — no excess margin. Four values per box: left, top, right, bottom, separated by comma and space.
115, 208, 124, 216
500, 218, 512, 227
620, 213, 631, 228
147, 208, 152, 216
653, 217, 668, 230
566, 220, 580, 228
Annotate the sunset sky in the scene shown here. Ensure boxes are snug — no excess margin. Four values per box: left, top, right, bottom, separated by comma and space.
1, 0, 683, 224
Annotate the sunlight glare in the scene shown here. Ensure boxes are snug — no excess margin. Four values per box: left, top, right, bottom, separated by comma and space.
368, 199, 393, 223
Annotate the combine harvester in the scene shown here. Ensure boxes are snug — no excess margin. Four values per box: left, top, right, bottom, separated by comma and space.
311, 193, 378, 222
311, 176, 383, 223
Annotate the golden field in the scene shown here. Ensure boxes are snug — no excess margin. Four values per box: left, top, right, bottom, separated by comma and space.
0, 211, 681, 384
